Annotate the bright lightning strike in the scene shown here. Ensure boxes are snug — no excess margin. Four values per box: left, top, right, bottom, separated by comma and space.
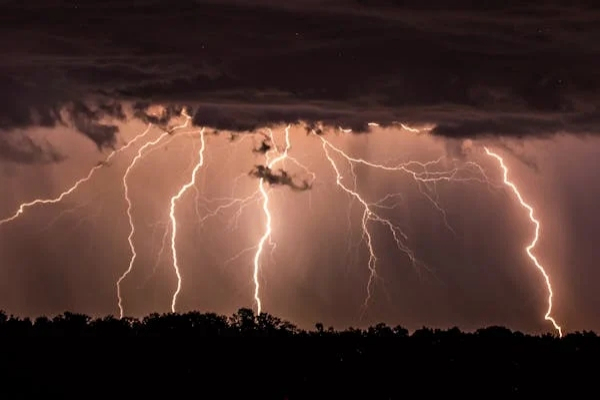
315, 129, 491, 310
0, 124, 153, 226
0, 115, 566, 336
484, 147, 563, 337
169, 128, 206, 313
318, 135, 415, 309
116, 131, 171, 319
252, 125, 292, 315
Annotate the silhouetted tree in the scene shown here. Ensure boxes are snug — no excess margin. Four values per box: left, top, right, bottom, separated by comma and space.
89, 315, 133, 337
0, 307, 596, 397
368, 322, 394, 337
33, 316, 53, 335
476, 325, 513, 339
52, 312, 90, 335
393, 325, 409, 337
230, 308, 257, 336
315, 322, 324, 334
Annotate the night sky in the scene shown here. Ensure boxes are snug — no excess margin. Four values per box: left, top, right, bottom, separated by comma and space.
1, 0, 599, 334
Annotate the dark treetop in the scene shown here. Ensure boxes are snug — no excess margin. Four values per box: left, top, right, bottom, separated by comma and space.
0, 308, 596, 398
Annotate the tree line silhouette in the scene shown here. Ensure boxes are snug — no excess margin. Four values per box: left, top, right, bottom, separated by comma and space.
0, 308, 596, 398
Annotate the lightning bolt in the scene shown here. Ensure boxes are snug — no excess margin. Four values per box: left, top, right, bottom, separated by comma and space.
315, 129, 491, 310
169, 128, 206, 312
0, 113, 565, 336
195, 192, 261, 232
135, 132, 204, 289
0, 124, 153, 226
252, 125, 292, 314
399, 123, 421, 133
116, 131, 171, 319
484, 147, 563, 337
113, 108, 195, 317
318, 135, 414, 309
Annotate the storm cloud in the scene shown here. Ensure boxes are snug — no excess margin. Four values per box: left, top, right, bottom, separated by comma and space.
1, 0, 599, 152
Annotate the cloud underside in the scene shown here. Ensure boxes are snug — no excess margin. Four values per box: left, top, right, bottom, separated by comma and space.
1, 0, 599, 161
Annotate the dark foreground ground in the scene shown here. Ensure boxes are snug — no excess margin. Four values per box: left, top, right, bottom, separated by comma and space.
0, 308, 596, 398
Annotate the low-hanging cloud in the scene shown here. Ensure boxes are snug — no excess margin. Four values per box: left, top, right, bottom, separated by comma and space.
0, 134, 65, 164
1, 0, 599, 159
249, 165, 312, 191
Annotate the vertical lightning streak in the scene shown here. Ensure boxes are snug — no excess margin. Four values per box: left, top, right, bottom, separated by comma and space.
169, 128, 206, 312
314, 130, 490, 309
252, 125, 292, 314
484, 147, 562, 337
319, 137, 381, 307
116, 131, 170, 319
0, 124, 153, 226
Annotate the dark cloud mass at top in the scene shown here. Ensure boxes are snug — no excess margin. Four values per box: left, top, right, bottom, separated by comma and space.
1, 0, 599, 153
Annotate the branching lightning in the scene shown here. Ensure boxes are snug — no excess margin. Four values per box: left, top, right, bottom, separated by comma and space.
169, 128, 206, 313
0, 124, 153, 226
317, 134, 416, 308
116, 131, 171, 319
113, 108, 195, 317
315, 129, 491, 310
0, 106, 201, 318
162, 124, 313, 315
252, 125, 292, 315
484, 147, 563, 337
0, 113, 568, 335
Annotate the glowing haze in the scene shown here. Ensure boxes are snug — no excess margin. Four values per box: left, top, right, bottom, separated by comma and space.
0, 113, 587, 336
1, 1, 600, 334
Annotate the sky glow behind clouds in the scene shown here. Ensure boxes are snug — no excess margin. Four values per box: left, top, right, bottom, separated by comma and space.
0, 0, 599, 333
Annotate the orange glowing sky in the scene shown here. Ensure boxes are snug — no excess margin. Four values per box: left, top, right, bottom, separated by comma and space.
0, 111, 598, 334
1, 1, 600, 334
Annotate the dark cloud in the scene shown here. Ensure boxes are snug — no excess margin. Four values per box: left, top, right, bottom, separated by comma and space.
495, 140, 540, 172
131, 103, 184, 130
249, 165, 312, 191
67, 102, 125, 149
190, 103, 378, 133
0, 134, 65, 164
1, 0, 599, 149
